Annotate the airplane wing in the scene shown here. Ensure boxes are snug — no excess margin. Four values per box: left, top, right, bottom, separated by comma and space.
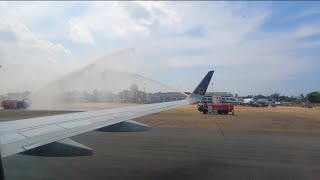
0, 71, 214, 158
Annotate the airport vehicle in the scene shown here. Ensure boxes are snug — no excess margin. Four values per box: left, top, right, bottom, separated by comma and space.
257, 101, 269, 107
304, 103, 312, 108
0, 71, 214, 160
1, 100, 28, 109
197, 102, 234, 115
212, 103, 234, 114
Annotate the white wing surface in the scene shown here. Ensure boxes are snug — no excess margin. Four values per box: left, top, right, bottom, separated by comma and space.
0, 71, 214, 158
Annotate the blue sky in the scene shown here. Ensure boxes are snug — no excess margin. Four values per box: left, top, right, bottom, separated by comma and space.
0, 1, 319, 96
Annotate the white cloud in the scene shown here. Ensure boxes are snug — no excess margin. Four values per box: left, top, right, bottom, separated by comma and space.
0, 20, 71, 56
0, 2, 73, 93
133, 1, 181, 27
0, 2, 71, 56
69, 18, 94, 44
68, 1, 181, 39
0, 1, 319, 95
292, 25, 320, 39
78, 2, 151, 38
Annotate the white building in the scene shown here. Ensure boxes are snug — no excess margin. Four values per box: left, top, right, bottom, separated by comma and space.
201, 92, 213, 103
202, 92, 239, 104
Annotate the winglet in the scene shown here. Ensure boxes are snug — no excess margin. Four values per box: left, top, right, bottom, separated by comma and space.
188, 71, 214, 103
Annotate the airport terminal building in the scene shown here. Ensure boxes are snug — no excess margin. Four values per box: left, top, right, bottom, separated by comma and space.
202, 92, 239, 104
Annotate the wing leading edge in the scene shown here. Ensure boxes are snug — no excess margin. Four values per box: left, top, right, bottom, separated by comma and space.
0, 71, 214, 158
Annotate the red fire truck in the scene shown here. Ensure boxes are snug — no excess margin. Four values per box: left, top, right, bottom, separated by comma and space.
1, 100, 28, 109
197, 102, 234, 115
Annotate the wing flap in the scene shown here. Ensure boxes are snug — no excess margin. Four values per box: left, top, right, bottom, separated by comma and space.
1, 133, 26, 144
20, 125, 66, 138
58, 120, 94, 129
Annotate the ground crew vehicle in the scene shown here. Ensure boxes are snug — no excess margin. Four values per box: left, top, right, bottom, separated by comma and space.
1, 100, 28, 109
197, 102, 234, 115
257, 101, 269, 107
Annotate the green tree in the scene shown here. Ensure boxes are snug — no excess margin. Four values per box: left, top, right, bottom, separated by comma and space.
279, 95, 287, 102
269, 93, 280, 101
307, 92, 320, 103
256, 95, 266, 99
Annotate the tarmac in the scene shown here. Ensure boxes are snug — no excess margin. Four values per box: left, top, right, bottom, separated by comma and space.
1, 105, 320, 180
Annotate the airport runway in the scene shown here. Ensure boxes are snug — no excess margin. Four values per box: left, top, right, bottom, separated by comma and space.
3, 128, 320, 180
2, 106, 320, 180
